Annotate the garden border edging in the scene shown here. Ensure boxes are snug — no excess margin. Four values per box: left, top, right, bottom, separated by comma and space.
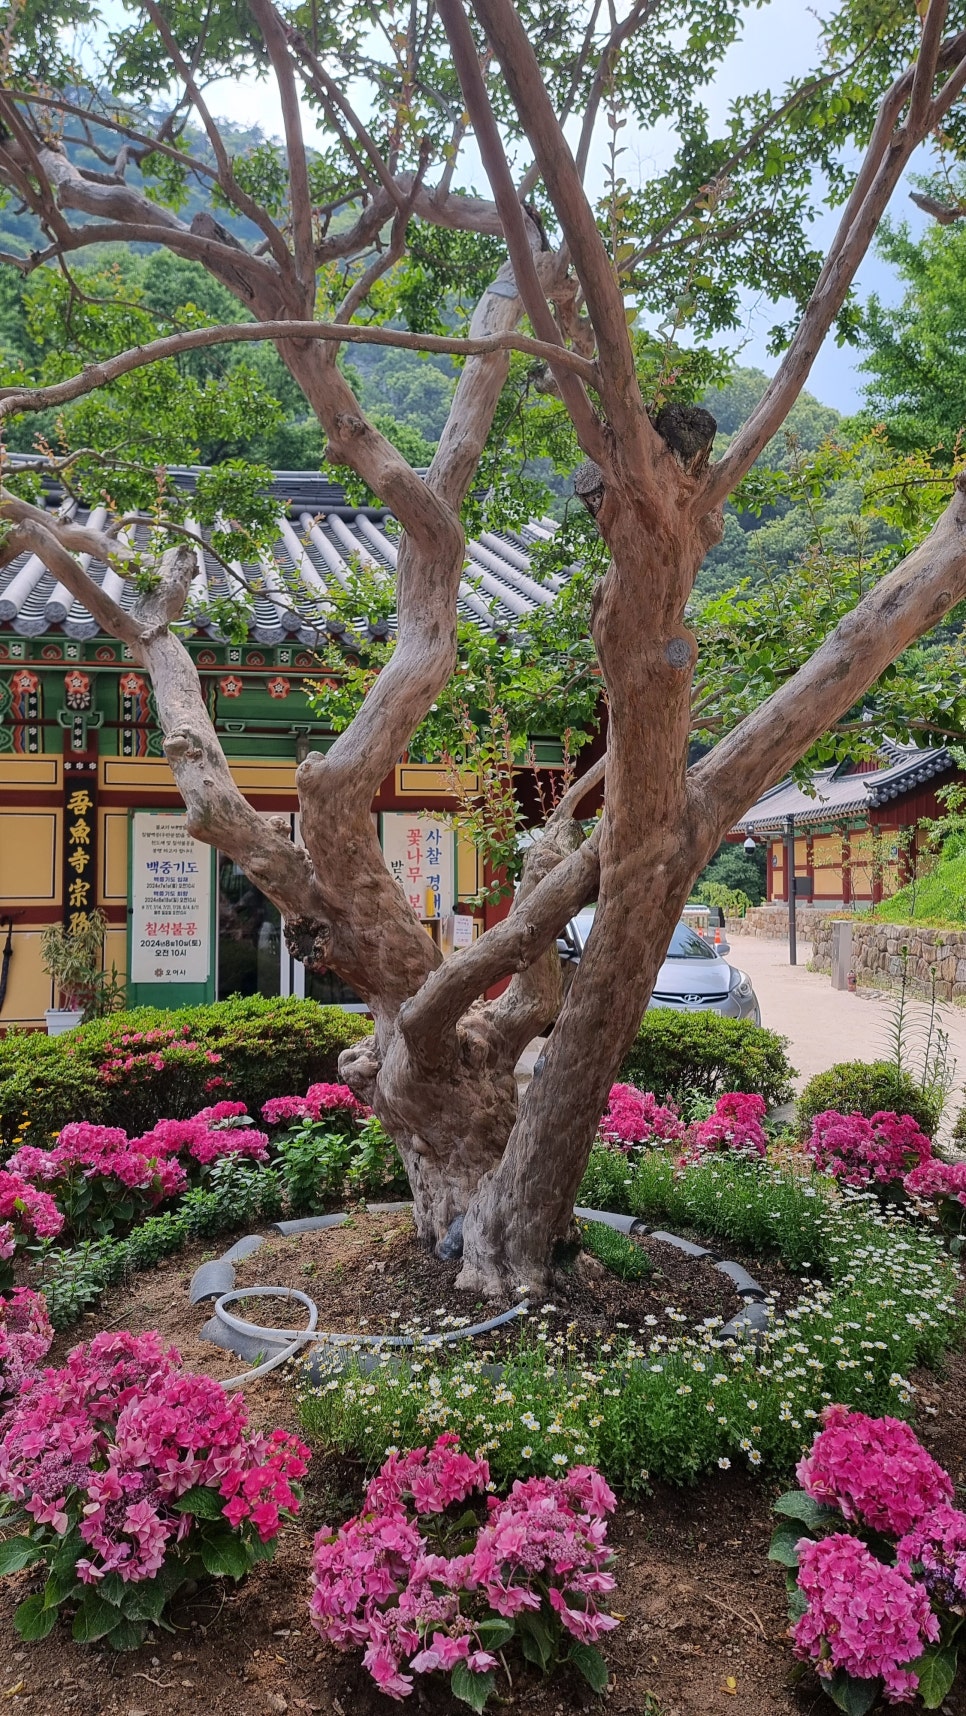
191, 1202, 771, 1384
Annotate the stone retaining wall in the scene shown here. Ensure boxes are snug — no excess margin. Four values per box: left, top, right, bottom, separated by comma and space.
810, 916, 966, 1001
729, 904, 826, 940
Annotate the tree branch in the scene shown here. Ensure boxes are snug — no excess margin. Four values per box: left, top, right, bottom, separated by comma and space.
704, 27, 966, 510
574, 0, 658, 179
0, 515, 139, 644
0, 317, 595, 424
247, 0, 317, 299
470, 0, 647, 456
436, 0, 607, 462
690, 475, 966, 839
140, 0, 293, 274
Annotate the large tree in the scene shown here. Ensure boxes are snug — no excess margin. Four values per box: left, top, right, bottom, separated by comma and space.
3, 0, 966, 1296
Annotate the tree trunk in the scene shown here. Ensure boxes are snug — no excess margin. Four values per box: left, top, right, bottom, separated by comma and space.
458, 469, 721, 1295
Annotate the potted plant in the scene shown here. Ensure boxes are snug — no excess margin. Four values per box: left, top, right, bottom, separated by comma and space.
41, 909, 125, 1035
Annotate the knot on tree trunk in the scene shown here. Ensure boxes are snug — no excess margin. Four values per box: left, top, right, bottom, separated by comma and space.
164, 729, 204, 763
651, 404, 717, 473
283, 914, 332, 971
338, 1035, 380, 1106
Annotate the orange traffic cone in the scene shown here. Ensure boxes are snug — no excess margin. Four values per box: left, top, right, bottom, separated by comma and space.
714, 926, 722, 946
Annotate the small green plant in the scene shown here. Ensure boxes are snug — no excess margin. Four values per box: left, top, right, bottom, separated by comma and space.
274, 1115, 405, 1211
883, 948, 957, 1124
40, 909, 125, 1021
796, 1060, 941, 1142
579, 1219, 652, 1281
620, 1010, 795, 1108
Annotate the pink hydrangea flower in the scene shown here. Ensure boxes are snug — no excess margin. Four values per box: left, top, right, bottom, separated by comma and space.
896, 1504, 966, 1609
0, 1288, 52, 1415
132, 1110, 269, 1169
688, 1091, 768, 1158
796, 1405, 953, 1537
598, 1085, 684, 1151
309, 1438, 619, 1698
0, 1168, 63, 1242
904, 1157, 966, 1209
808, 1110, 932, 1190
793, 1533, 938, 1704
0, 1331, 308, 1586
262, 1084, 370, 1127
7, 1124, 187, 1223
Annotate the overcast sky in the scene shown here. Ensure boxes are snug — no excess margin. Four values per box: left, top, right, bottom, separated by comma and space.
165, 0, 931, 414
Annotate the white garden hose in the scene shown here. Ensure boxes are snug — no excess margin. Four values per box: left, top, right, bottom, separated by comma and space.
215, 1284, 530, 1389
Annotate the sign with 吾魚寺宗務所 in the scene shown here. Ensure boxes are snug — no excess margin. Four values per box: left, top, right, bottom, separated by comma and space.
129, 812, 211, 984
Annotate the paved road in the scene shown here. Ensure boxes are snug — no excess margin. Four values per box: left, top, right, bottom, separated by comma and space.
732, 934, 966, 1134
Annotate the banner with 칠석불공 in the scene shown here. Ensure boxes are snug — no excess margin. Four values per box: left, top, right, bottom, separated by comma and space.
129, 812, 212, 984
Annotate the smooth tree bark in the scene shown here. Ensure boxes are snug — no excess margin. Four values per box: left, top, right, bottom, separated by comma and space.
3, 0, 966, 1292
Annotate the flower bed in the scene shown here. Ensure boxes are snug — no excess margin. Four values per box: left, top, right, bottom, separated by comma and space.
300, 1154, 962, 1491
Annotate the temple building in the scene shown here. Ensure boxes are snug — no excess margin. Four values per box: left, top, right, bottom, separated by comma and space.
736, 743, 965, 906
0, 469, 587, 1027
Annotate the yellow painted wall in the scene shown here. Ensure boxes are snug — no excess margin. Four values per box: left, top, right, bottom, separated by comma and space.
3, 932, 52, 1027
0, 812, 59, 904
0, 755, 60, 787
100, 811, 129, 903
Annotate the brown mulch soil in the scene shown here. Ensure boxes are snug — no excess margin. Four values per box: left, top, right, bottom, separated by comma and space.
223, 1211, 803, 1347
2, 1221, 964, 1716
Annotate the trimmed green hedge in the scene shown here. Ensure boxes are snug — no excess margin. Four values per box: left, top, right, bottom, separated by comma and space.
796, 1059, 941, 1141
619, 1009, 795, 1108
0, 996, 372, 1147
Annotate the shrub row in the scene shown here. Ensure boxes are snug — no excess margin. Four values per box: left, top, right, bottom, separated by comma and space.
0, 996, 372, 1148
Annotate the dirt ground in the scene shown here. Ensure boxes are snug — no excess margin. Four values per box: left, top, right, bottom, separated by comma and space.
1, 1218, 964, 1716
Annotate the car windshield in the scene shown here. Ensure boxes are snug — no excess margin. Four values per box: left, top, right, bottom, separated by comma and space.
665, 923, 718, 960
569, 911, 718, 961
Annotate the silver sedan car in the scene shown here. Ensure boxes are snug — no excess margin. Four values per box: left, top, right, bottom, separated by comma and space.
561, 910, 761, 1024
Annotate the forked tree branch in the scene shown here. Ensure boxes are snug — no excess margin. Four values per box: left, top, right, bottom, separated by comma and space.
0, 318, 596, 424
436, 0, 607, 461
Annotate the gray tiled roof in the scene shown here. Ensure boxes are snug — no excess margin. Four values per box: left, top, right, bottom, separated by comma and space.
736, 744, 953, 832
0, 468, 571, 646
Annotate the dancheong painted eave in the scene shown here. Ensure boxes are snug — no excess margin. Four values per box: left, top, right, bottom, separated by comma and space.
0, 464, 572, 647
733, 739, 955, 835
